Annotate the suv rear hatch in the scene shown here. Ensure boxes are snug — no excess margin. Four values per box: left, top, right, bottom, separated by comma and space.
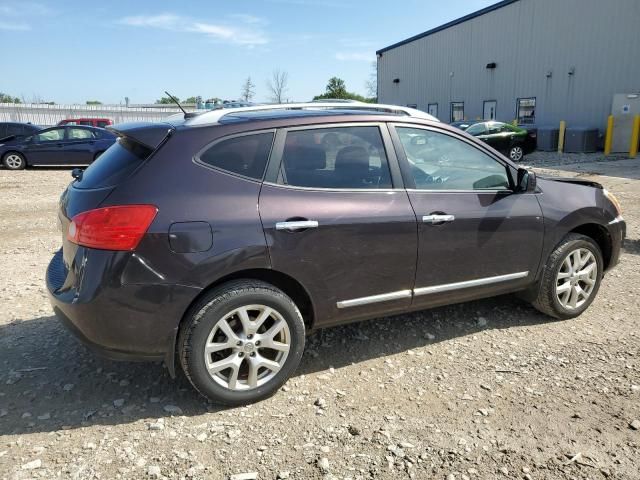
52, 122, 174, 290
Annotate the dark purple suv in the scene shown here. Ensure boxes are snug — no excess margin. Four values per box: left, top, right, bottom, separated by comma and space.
46, 103, 626, 405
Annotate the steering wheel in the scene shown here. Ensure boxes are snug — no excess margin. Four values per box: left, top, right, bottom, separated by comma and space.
411, 165, 435, 185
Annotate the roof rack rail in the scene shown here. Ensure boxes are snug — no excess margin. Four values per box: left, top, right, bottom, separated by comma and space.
173, 102, 438, 126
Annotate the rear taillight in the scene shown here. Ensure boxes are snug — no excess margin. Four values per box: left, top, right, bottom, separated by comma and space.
67, 205, 158, 251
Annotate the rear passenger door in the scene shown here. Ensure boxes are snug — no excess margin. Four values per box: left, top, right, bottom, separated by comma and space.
259, 124, 418, 328
64, 127, 97, 164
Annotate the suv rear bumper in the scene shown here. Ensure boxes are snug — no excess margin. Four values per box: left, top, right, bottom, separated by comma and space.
46, 249, 200, 366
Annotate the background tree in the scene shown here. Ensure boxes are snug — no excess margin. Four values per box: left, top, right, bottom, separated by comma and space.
86, 100, 102, 105
266, 69, 289, 103
365, 61, 377, 101
0, 92, 22, 103
241, 77, 256, 102
155, 96, 178, 105
183, 96, 199, 104
313, 77, 374, 102
325, 77, 347, 98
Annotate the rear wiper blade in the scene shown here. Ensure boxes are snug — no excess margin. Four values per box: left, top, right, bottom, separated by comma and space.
71, 168, 84, 181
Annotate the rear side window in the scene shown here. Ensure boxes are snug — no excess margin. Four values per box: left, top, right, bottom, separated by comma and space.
199, 132, 274, 180
69, 128, 95, 139
97, 121, 109, 128
279, 126, 392, 189
75, 137, 151, 189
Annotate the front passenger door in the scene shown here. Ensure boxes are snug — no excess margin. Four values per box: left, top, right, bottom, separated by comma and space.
391, 125, 544, 308
23, 128, 66, 165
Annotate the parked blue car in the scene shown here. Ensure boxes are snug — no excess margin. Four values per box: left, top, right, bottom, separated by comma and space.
0, 125, 117, 170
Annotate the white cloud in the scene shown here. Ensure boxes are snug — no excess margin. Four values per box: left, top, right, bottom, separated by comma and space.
0, 21, 30, 31
228, 14, 267, 25
0, 1, 50, 31
117, 13, 268, 47
0, 1, 50, 16
119, 14, 182, 29
335, 52, 374, 62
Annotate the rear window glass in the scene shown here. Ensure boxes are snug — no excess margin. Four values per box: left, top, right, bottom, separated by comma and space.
199, 132, 274, 180
75, 137, 151, 189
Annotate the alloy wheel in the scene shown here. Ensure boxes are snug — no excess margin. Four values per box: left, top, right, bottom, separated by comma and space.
555, 248, 598, 310
510, 146, 523, 161
203, 304, 291, 390
5, 154, 23, 169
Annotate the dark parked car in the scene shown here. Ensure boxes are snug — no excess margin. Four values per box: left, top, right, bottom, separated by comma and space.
464, 121, 536, 161
0, 121, 41, 141
46, 103, 625, 405
1, 126, 116, 170
449, 120, 472, 130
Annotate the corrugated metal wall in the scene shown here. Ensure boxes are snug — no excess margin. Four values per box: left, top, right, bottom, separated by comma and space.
0, 103, 188, 127
378, 0, 640, 130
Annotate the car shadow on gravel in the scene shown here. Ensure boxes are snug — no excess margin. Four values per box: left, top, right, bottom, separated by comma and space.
0, 295, 555, 436
623, 238, 640, 256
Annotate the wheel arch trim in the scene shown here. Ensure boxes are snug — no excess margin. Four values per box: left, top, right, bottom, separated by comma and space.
165, 267, 316, 378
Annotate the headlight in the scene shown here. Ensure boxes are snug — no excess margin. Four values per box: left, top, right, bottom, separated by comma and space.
603, 189, 622, 216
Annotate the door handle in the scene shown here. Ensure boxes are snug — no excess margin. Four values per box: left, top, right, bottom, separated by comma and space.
423, 214, 455, 224
275, 220, 319, 231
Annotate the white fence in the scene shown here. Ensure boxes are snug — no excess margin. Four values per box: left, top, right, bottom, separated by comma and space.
0, 103, 195, 127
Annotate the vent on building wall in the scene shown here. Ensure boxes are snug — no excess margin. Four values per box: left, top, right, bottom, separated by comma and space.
486, 62, 497, 69
393, 78, 400, 83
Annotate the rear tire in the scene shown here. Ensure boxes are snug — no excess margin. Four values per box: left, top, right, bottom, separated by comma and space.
179, 280, 305, 405
509, 144, 524, 162
531, 233, 603, 319
3, 152, 26, 170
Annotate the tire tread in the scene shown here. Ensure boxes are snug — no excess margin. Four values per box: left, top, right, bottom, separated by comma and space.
532, 233, 602, 319
178, 279, 303, 405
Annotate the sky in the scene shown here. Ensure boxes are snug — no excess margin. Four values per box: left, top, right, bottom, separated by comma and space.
0, 0, 497, 105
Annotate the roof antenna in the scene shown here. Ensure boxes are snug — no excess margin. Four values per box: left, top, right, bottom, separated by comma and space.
164, 91, 187, 116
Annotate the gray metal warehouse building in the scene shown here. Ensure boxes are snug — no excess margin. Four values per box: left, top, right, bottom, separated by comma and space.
377, 0, 640, 131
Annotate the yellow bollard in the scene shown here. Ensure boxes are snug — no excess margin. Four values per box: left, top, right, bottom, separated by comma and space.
558, 121, 566, 153
604, 115, 614, 156
630, 115, 640, 158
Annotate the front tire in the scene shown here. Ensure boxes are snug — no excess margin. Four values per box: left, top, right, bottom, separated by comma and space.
179, 280, 305, 405
532, 233, 603, 319
3, 152, 26, 170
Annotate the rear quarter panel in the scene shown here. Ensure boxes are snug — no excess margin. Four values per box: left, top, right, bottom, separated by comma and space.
102, 126, 272, 289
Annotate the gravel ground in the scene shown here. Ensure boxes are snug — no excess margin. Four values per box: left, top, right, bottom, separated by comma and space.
0, 153, 639, 480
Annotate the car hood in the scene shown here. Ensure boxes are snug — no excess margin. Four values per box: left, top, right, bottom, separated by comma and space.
538, 175, 603, 189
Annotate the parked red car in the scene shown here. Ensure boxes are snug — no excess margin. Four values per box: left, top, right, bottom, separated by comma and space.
58, 118, 113, 128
